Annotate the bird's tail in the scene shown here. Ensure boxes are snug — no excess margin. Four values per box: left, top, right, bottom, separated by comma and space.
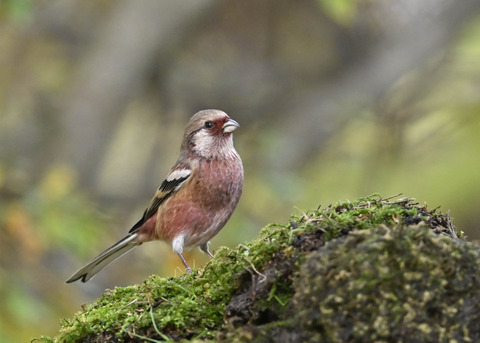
66, 233, 140, 283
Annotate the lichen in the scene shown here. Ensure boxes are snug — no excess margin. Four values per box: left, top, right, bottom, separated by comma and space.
34, 194, 478, 343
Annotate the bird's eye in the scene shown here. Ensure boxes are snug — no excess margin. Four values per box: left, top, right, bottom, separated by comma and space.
204, 121, 214, 129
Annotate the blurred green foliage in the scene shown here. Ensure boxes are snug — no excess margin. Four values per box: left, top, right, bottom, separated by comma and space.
0, 166, 112, 342
1, 0, 31, 21
318, 0, 357, 25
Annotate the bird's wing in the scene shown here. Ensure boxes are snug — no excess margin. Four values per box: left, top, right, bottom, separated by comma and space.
129, 167, 192, 233
66, 167, 192, 283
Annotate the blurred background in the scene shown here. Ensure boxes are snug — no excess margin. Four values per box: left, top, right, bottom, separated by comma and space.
1, 0, 480, 341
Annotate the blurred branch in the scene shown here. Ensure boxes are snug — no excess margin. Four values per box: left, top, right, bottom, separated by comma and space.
271, 0, 480, 170
56, 0, 216, 188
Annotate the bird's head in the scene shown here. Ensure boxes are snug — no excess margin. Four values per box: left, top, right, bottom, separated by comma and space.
182, 109, 240, 158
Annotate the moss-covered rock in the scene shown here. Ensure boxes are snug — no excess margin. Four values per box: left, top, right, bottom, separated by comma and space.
293, 224, 480, 342
34, 195, 480, 342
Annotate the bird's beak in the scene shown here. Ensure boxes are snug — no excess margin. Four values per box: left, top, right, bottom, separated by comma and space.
222, 118, 240, 133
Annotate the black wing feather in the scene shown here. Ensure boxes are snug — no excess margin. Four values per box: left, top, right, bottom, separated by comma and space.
128, 174, 190, 233
158, 175, 189, 192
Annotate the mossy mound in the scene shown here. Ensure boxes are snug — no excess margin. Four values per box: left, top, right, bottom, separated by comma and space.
293, 225, 480, 342
35, 195, 480, 342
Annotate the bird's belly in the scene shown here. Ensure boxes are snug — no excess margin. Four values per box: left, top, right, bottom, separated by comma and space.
155, 198, 230, 247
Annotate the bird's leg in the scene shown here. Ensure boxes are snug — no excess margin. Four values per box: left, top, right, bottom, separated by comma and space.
199, 242, 214, 258
177, 253, 192, 274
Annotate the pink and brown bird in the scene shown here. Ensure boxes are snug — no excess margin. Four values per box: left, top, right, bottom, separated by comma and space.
67, 109, 244, 283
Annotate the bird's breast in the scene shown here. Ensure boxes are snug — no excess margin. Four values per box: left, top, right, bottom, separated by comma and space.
155, 156, 243, 246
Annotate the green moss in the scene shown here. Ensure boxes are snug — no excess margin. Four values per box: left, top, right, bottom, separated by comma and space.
293, 224, 480, 342
36, 195, 476, 342
289, 194, 432, 238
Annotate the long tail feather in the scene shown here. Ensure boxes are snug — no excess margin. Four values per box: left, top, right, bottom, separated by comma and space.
66, 233, 140, 283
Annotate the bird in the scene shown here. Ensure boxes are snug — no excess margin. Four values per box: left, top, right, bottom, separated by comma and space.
66, 109, 244, 283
